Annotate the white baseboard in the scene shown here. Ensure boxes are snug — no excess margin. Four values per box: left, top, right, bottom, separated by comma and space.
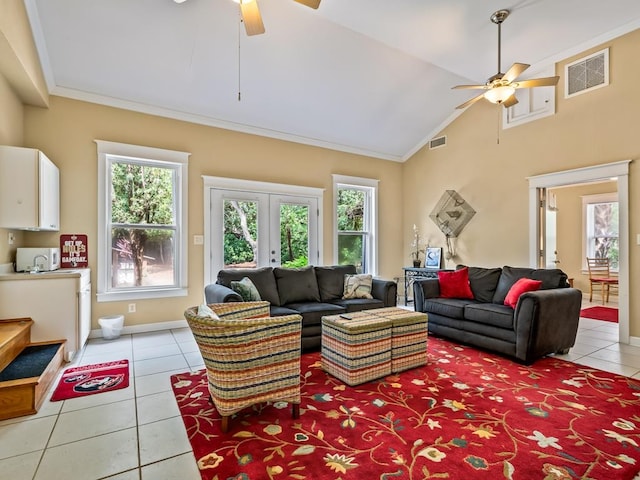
89, 319, 188, 339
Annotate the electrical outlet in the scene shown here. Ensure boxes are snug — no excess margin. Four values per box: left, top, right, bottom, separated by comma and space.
128, 303, 136, 313
193, 235, 204, 245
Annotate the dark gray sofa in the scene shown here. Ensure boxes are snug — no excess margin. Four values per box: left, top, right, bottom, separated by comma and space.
413, 266, 582, 364
205, 265, 397, 352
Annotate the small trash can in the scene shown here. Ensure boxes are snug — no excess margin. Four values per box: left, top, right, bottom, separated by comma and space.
99, 315, 124, 340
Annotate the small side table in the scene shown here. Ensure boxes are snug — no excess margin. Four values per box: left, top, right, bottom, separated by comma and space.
403, 267, 442, 305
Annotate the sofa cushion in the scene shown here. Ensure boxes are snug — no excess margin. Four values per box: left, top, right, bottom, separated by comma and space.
274, 266, 321, 304
283, 302, 344, 327
315, 265, 357, 301
217, 267, 281, 306
343, 274, 373, 299
459, 265, 503, 303
423, 298, 475, 320
269, 305, 300, 317
230, 277, 262, 302
438, 267, 474, 299
492, 266, 533, 304
464, 303, 515, 330
504, 278, 542, 308
492, 266, 568, 304
330, 298, 384, 313
529, 268, 569, 289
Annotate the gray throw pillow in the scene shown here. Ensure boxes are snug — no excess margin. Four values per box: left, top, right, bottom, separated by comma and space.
274, 266, 321, 305
230, 277, 262, 302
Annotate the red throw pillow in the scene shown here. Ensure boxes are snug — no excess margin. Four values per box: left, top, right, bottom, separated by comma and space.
438, 267, 474, 299
504, 278, 543, 308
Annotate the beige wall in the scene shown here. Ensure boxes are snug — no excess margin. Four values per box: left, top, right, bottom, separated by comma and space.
23, 96, 404, 329
3, 7, 639, 337
403, 29, 639, 336
0, 73, 25, 264
0, 0, 46, 265
551, 182, 618, 295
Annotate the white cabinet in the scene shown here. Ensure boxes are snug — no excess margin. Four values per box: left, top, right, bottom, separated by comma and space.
0, 145, 60, 231
0, 269, 91, 361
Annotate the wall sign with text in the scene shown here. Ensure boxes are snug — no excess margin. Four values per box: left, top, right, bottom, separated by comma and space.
60, 234, 88, 268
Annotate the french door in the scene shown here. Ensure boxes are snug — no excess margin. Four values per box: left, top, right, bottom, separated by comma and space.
205, 178, 322, 283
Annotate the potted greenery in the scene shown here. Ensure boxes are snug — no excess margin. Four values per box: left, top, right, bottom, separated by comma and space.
410, 224, 423, 267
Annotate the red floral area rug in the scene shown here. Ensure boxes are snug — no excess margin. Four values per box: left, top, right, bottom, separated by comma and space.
50, 359, 129, 401
171, 338, 640, 479
580, 306, 619, 323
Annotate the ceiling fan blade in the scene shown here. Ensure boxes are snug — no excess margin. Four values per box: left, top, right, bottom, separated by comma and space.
502, 94, 518, 108
503, 63, 529, 83
456, 92, 486, 110
294, 0, 321, 8
452, 84, 487, 90
240, 1, 265, 36
515, 76, 560, 88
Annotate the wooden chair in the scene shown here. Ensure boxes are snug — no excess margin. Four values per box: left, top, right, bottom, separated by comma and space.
184, 301, 302, 433
586, 257, 618, 304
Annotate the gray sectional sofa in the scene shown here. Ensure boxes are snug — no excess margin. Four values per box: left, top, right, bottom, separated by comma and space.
413, 266, 582, 364
205, 265, 397, 351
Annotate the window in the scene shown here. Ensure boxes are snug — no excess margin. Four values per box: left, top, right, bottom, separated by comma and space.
333, 175, 378, 274
583, 192, 618, 271
96, 141, 189, 301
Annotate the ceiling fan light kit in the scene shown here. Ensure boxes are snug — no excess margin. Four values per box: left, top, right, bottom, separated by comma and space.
453, 8, 559, 110
484, 85, 515, 104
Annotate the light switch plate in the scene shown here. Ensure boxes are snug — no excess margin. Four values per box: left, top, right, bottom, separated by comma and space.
193, 235, 204, 245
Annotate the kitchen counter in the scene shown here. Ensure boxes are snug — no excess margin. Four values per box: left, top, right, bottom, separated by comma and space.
0, 268, 91, 360
0, 268, 89, 280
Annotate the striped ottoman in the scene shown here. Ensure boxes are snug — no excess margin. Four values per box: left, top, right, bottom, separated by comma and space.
321, 312, 392, 386
371, 307, 428, 373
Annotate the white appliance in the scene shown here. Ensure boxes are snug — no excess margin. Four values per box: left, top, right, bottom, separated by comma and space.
16, 247, 61, 272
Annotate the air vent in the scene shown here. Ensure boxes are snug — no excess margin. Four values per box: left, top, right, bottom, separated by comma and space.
565, 48, 609, 98
429, 135, 447, 150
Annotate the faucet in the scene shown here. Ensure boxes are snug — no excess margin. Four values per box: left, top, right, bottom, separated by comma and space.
31, 254, 48, 273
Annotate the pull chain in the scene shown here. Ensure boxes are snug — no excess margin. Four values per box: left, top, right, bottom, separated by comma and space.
496, 106, 500, 144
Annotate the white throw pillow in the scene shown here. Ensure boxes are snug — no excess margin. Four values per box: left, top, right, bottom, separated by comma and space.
342, 274, 373, 299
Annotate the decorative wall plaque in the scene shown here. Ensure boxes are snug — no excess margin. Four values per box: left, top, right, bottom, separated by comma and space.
429, 190, 476, 238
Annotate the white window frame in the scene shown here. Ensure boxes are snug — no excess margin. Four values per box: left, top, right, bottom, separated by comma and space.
333, 174, 378, 275
582, 192, 618, 272
96, 140, 189, 302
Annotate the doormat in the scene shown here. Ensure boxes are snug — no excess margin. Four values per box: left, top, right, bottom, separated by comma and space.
50, 359, 129, 401
171, 338, 640, 479
580, 306, 618, 323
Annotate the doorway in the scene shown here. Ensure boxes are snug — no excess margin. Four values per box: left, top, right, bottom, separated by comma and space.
528, 160, 631, 343
203, 176, 324, 286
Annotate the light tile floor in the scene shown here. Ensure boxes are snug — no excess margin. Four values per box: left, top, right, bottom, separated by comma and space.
0, 300, 638, 479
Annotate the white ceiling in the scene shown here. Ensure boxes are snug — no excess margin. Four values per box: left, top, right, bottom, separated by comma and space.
25, 0, 640, 161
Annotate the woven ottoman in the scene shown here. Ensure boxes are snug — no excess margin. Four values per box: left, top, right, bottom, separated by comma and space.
321, 312, 392, 386
371, 307, 428, 373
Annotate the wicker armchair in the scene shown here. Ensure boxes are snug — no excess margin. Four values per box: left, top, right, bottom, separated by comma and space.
184, 301, 302, 432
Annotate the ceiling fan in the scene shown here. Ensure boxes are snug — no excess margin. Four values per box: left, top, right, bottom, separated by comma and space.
174, 0, 321, 36
452, 9, 559, 110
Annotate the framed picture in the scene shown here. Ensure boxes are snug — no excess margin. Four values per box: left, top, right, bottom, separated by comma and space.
425, 247, 443, 269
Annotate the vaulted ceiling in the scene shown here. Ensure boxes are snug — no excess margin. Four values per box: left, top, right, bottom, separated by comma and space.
25, 0, 640, 161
